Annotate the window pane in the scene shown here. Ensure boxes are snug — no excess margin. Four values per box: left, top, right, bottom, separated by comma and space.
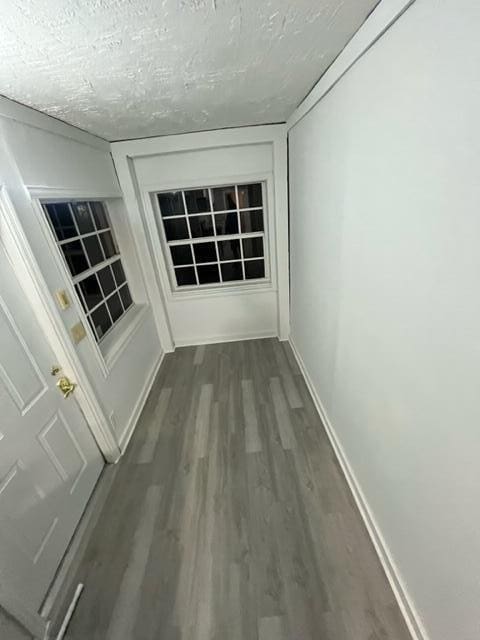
45, 203, 76, 241
218, 239, 241, 261
170, 244, 193, 266
91, 202, 109, 229
221, 262, 243, 282
193, 242, 217, 263
71, 202, 95, 234
61, 240, 89, 275
175, 266, 197, 286
158, 192, 184, 217
240, 210, 264, 233
107, 292, 123, 324
212, 186, 237, 211
98, 265, 116, 296
163, 218, 189, 241
111, 259, 126, 287
185, 189, 210, 214
90, 303, 112, 339
214, 212, 238, 235
83, 235, 105, 266
100, 231, 118, 259
119, 284, 133, 310
237, 183, 262, 209
197, 264, 220, 284
78, 274, 102, 310
189, 215, 213, 238
242, 237, 263, 259
245, 259, 265, 280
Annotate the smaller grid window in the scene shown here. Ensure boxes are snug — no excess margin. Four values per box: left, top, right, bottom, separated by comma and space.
156, 182, 267, 289
43, 201, 133, 342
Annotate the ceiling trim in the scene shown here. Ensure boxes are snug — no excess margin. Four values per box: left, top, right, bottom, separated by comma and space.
0, 95, 110, 151
287, 0, 417, 132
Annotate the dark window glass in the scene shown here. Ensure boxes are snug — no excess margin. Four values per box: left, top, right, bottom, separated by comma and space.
100, 231, 117, 259
218, 239, 241, 261
98, 266, 116, 296
163, 218, 189, 241
119, 284, 133, 310
212, 186, 237, 211
158, 192, 184, 217
71, 202, 95, 234
242, 237, 263, 259
107, 292, 123, 324
189, 215, 213, 238
237, 183, 262, 209
197, 264, 220, 284
170, 244, 193, 266
185, 189, 210, 214
111, 260, 126, 287
215, 212, 238, 235
245, 259, 265, 280
78, 274, 102, 310
91, 304, 112, 339
193, 242, 217, 263
175, 267, 197, 286
45, 203, 77, 240
61, 240, 89, 275
240, 210, 264, 233
221, 262, 243, 282
91, 202, 109, 229
83, 235, 104, 266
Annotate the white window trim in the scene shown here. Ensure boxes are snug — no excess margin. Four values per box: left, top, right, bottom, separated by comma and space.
30, 194, 145, 377
143, 173, 277, 301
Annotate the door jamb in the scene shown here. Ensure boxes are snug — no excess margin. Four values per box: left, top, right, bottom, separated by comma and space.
0, 185, 121, 463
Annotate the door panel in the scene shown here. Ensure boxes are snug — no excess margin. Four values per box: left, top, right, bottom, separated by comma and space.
0, 238, 104, 613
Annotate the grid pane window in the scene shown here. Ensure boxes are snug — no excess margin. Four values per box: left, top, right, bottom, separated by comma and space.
156, 182, 267, 289
43, 201, 134, 342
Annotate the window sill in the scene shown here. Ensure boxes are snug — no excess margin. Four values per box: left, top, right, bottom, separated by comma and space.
100, 304, 149, 370
169, 279, 276, 300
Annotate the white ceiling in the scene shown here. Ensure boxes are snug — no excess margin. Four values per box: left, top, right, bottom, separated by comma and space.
0, 0, 378, 141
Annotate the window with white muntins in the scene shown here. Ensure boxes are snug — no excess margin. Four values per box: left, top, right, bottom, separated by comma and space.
43, 201, 133, 342
155, 182, 268, 290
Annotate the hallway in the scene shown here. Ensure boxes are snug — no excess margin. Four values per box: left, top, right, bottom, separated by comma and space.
64, 339, 410, 640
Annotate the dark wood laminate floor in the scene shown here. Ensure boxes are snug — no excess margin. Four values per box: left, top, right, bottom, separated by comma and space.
65, 339, 411, 640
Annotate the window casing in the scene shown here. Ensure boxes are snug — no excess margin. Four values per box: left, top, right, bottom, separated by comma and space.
155, 182, 268, 291
43, 200, 133, 342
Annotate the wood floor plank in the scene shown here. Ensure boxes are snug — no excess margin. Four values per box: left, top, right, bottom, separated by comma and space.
64, 339, 411, 640
241, 379, 262, 453
106, 485, 162, 640
136, 387, 172, 464
269, 377, 297, 450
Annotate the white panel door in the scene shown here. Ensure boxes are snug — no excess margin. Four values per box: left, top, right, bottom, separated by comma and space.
0, 238, 104, 613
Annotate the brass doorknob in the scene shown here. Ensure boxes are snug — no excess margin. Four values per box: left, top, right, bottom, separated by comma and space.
57, 376, 76, 399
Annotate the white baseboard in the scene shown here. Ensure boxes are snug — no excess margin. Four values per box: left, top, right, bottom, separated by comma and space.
289, 338, 428, 640
174, 330, 277, 348
118, 350, 165, 452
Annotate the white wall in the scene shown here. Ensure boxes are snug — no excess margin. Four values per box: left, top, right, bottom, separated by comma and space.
0, 98, 163, 449
112, 125, 289, 347
288, 1, 480, 639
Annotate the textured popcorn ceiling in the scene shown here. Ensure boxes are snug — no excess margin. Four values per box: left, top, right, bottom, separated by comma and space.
0, 0, 378, 141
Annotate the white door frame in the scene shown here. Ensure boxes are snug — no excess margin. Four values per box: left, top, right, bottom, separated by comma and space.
0, 185, 120, 463
0, 185, 119, 637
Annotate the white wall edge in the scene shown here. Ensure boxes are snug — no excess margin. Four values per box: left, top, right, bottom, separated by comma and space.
288, 337, 429, 640
0, 96, 109, 152
110, 123, 287, 158
118, 349, 165, 452
175, 330, 277, 348
286, 0, 417, 131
